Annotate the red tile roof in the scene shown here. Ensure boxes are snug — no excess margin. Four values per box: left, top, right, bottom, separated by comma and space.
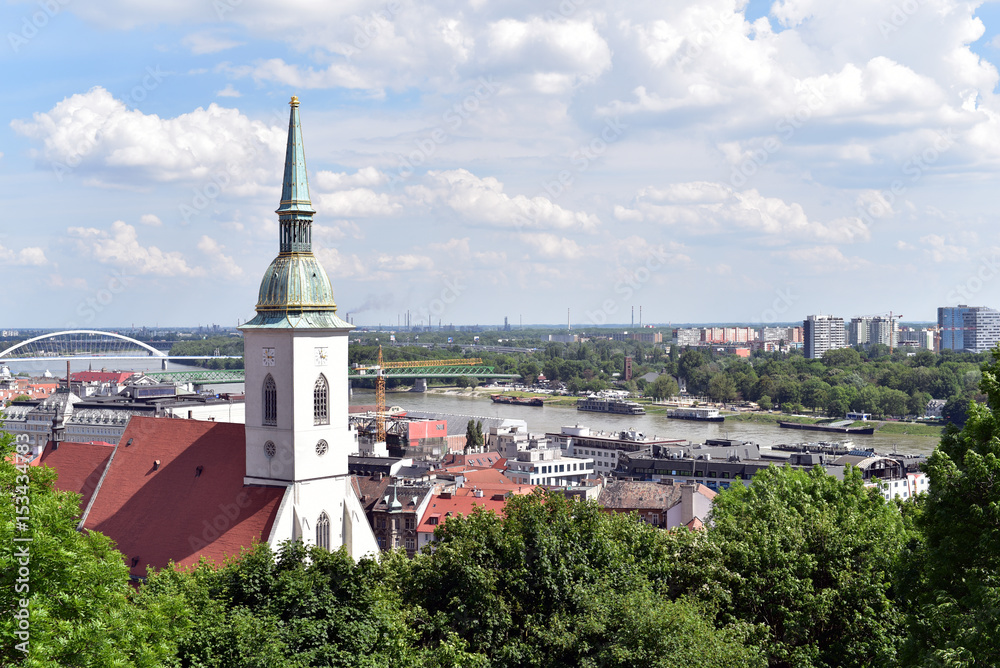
417, 492, 508, 534
35, 440, 114, 511
81, 416, 285, 578
456, 468, 514, 487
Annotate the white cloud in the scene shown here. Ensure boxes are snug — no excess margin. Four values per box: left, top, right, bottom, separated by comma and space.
12, 87, 283, 190
216, 84, 242, 98
771, 245, 871, 272
68, 221, 204, 277
615, 182, 870, 243
314, 246, 368, 279
518, 233, 584, 260
197, 235, 244, 279
0, 244, 47, 266
376, 253, 435, 271
919, 234, 969, 263
182, 31, 244, 55
414, 169, 599, 231
315, 188, 399, 218
314, 167, 387, 190
139, 214, 163, 227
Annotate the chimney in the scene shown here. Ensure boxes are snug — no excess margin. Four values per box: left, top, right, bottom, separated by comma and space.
681, 484, 695, 525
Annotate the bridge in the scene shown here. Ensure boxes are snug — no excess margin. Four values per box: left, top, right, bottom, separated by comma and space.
0, 330, 240, 366
0, 330, 517, 384
142, 365, 519, 385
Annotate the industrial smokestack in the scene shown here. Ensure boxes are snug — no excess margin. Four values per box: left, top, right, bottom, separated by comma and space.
567, 308, 571, 330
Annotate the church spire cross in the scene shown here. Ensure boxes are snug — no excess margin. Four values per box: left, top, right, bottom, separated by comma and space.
276, 95, 315, 254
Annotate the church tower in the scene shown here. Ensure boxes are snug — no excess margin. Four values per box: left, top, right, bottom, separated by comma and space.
240, 97, 374, 556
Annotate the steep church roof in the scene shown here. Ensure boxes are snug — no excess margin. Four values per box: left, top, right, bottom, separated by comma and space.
243, 96, 352, 330
81, 417, 286, 578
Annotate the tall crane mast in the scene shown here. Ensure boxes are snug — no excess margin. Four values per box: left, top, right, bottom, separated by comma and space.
355, 346, 484, 443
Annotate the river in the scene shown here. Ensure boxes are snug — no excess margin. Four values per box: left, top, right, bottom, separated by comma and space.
4, 355, 940, 457
364, 389, 941, 457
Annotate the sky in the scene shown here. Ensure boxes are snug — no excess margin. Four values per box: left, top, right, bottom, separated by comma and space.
3, 0, 1000, 330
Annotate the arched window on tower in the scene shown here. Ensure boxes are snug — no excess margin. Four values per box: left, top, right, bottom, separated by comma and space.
314, 374, 329, 425
316, 511, 330, 550
263, 374, 277, 426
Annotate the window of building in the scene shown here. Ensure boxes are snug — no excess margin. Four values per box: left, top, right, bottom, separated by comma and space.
314, 374, 329, 425
405, 537, 415, 552
264, 441, 276, 458
316, 511, 330, 550
405, 516, 415, 531
262, 374, 277, 426
316, 439, 328, 456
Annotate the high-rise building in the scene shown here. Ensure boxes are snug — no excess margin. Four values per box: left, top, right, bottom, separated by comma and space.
848, 316, 897, 348
961, 307, 1000, 353
803, 315, 847, 359
938, 306, 975, 351
848, 318, 871, 347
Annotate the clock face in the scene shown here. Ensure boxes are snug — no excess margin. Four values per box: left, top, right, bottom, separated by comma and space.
314, 347, 328, 366
262, 347, 276, 366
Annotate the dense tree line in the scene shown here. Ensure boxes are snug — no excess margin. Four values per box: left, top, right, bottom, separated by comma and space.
669, 346, 988, 420
6, 347, 1000, 666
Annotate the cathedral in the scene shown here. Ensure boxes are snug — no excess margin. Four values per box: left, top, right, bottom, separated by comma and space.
44, 97, 379, 577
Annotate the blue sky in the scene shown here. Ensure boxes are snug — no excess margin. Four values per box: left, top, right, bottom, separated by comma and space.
3, 0, 1000, 329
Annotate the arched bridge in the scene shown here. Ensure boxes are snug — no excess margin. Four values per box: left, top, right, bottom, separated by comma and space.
0, 330, 239, 363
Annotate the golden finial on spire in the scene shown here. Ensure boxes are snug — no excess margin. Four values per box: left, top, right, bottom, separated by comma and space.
290, 95, 299, 107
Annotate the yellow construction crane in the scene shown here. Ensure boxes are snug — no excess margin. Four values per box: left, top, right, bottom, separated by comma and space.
356, 346, 484, 442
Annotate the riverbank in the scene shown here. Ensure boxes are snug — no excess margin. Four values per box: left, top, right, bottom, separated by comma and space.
417, 387, 946, 439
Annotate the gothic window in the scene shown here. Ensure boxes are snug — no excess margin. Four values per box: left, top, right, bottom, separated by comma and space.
263, 374, 277, 426
264, 441, 276, 458
316, 440, 328, 456
316, 511, 330, 550
314, 374, 329, 425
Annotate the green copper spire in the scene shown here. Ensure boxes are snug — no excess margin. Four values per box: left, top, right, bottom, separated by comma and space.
276, 96, 315, 220
276, 96, 315, 254
241, 96, 351, 330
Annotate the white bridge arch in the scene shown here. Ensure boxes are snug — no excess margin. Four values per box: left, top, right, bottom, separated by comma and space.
0, 330, 168, 360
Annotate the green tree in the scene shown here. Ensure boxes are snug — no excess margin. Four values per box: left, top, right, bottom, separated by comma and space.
708, 374, 738, 403
757, 395, 772, 411
899, 350, 1000, 666
702, 465, 907, 668
464, 418, 484, 453
0, 431, 184, 666
404, 491, 763, 668
801, 378, 831, 413
941, 395, 971, 428
823, 347, 862, 368
647, 374, 679, 400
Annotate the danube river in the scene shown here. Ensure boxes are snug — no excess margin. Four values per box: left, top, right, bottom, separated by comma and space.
359, 390, 941, 457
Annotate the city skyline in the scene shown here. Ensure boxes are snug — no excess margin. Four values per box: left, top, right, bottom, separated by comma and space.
4, 1, 1000, 328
